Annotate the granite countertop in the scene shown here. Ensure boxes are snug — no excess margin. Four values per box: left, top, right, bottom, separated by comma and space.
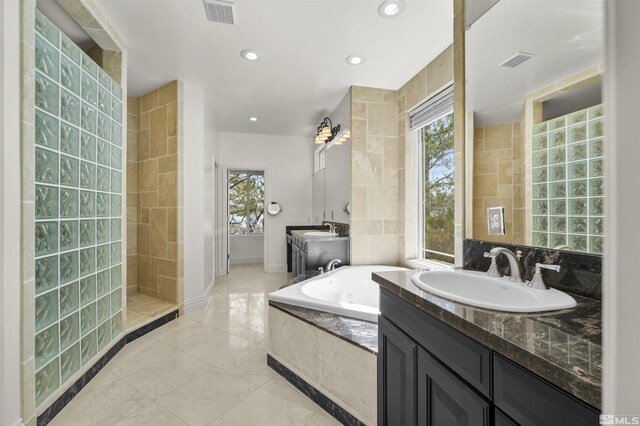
373, 270, 602, 408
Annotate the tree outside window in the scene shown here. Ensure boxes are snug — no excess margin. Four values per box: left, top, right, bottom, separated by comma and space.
228, 171, 264, 234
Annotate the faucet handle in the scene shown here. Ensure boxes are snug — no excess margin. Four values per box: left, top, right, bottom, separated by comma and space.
536, 263, 561, 273
528, 263, 561, 290
484, 252, 501, 278
516, 250, 523, 260
483, 252, 495, 258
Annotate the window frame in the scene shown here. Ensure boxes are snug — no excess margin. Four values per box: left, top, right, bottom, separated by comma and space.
228, 170, 265, 235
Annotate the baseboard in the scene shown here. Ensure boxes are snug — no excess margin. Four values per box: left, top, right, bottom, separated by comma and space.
229, 257, 263, 265
265, 264, 287, 273
8, 418, 24, 426
183, 278, 215, 314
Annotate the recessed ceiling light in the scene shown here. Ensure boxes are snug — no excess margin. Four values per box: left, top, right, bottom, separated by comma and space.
346, 55, 365, 65
248, 116, 258, 122
378, 0, 405, 18
241, 49, 260, 61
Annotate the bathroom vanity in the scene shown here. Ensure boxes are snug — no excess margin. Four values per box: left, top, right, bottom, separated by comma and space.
289, 230, 349, 277
373, 270, 601, 426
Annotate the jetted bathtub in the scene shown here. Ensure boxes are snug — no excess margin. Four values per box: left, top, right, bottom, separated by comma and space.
268, 265, 407, 323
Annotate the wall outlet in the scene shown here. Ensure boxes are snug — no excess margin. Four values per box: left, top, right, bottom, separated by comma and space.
487, 206, 506, 235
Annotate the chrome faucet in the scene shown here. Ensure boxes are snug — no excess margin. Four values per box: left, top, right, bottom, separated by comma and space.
325, 259, 342, 271
528, 263, 561, 290
483, 247, 524, 283
324, 223, 336, 234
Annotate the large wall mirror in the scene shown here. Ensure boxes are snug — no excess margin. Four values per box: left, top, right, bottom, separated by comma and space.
464, 0, 604, 254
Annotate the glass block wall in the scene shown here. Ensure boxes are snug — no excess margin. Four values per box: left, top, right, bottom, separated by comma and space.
34, 10, 124, 407
531, 104, 604, 254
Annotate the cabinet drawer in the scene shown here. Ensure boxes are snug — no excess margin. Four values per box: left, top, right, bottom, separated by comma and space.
493, 354, 599, 426
380, 288, 492, 398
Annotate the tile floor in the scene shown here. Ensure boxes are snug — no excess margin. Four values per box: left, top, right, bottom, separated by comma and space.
125, 293, 179, 331
50, 264, 342, 426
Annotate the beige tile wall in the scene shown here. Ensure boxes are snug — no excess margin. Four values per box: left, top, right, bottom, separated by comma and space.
126, 97, 138, 295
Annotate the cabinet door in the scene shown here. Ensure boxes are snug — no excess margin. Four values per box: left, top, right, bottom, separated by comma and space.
378, 316, 418, 426
417, 348, 491, 426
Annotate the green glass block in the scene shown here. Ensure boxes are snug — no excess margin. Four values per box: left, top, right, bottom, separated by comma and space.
569, 198, 588, 215
550, 216, 566, 233
111, 265, 122, 290
111, 242, 122, 265
112, 98, 122, 123
569, 162, 587, 180
60, 281, 79, 317
551, 199, 566, 216
568, 234, 588, 252
36, 324, 59, 370
81, 102, 97, 134
60, 342, 81, 384
590, 236, 603, 254
111, 170, 122, 193
81, 330, 97, 365
111, 313, 122, 337
97, 85, 111, 116
568, 142, 587, 162
59, 221, 78, 252
35, 290, 58, 332
96, 139, 110, 166
97, 295, 110, 324
35, 9, 59, 47
80, 275, 97, 307
61, 32, 81, 65
36, 110, 59, 149
550, 182, 566, 199
36, 72, 59, 115
550, 233, 566, 247
35, 254, 58, 294
533, 200, 548, 215
79, 220, 95, 247
96, 166, 110, 192
96, 220, 109, 244
60, 312, 80, 350
80, 247, 96, 277
97, 270, 110, 297
80, 161, 96, 189
590, 217, 604, 235
590, 178, 604, 197
36, 185, 59, 219
533, 167, 547, 184
36, 147, 59, 184
96, 192, 110, 217
549, 129, 566, 147
110, 219, 121, 241
549, 116, 566, 131
98, 68, 111, 91
569, 180, 588, 198
549, 165, 565, 182
111, 146, 122, 170
532, 122, 547, 135
588, 104, 603, 120
590, 138, 604, 158
97, 113, 110, 141
96, 244, 110, 270
567, 124, 587, 143
60, 155, 79, 187
533, 216, 548, 232
80, 303, 96, 336
60, 188, 79, 218
533, 183, 547, 199
35, 359, 60, 407
590, 159, 604, 178
60, 123, 80, 156
81, 54, 98, 79
568, 109, 588, 126
60, 89, 81, 126
35, 222, 58, 257
111, 289, 122, 315
533, 232, 548, 248
549, 146, 566, 164
589, 119, 603, 139
60, 251, 79, 285
533, 134, 547, 151
80, 190, 95, 218
111, 195, 122, 217
97, 320, 111, 352
111, 121, 122, 146
36, 34, 59, 82
81, 132, 96, 162
81, 70, 98, 104
112, 81, 122, 100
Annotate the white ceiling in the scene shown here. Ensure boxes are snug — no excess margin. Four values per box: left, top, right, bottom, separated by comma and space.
93, 0, 453, 136
466, 0, 603, 126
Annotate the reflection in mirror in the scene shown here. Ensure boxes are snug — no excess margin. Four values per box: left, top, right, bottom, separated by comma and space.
465, 0, 604, 254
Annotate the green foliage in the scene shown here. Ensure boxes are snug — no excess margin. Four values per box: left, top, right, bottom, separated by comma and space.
229, 172, 264, 234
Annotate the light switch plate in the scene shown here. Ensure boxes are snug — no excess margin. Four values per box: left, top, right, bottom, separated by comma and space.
487, 206, 506, 235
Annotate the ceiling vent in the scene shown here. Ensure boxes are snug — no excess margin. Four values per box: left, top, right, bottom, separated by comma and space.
500, 51, 536, 68
203, 0, 237, 25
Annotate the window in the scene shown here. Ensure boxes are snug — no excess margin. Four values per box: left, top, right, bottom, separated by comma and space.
228, 171, 265, 234
413, 86, 455, 263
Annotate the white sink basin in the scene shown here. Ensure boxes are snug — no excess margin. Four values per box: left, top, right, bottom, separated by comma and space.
304, 231, 338, 237
411, 270, 577, 313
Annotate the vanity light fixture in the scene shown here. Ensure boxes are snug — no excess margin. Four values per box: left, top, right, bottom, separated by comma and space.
378, 0, 405, 18
314, 117, 340, 144
240, 49, 260, 61
346, 55, 365, 65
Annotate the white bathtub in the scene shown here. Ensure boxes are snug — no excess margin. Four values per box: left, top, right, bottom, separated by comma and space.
268, 265, 407, 323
